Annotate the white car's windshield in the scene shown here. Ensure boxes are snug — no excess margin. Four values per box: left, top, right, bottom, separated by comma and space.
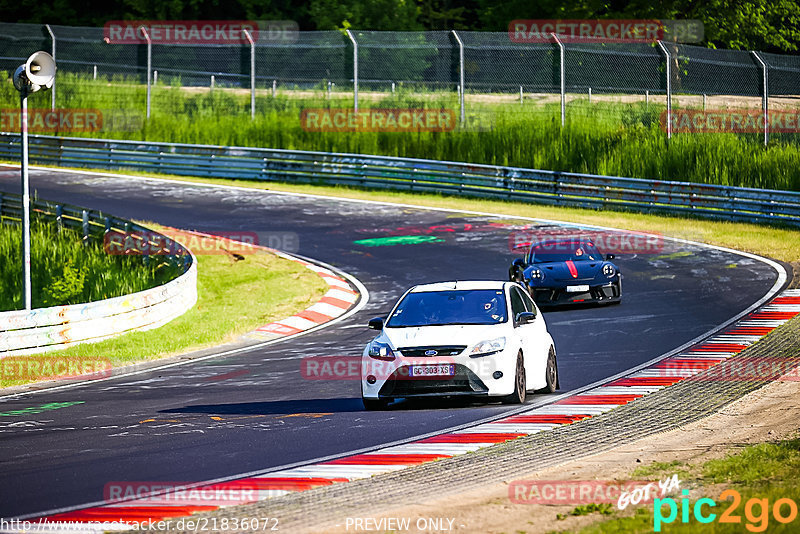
386, 289, 508, 327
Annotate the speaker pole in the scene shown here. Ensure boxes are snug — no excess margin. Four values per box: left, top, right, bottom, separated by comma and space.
20, 87, 31, 310
12, 51, 55, 311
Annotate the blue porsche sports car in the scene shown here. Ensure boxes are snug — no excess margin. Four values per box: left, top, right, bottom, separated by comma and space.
509, 239, 621, 306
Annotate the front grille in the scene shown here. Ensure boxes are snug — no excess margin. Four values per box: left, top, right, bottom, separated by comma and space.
378, 364, 489, 397
397, 346, 466, 357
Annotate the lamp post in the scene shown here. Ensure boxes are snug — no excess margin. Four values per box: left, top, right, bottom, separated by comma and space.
12, 51, 56, 310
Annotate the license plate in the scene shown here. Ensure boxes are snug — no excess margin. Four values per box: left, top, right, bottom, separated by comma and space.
409, 364, 455, 377
566, 285, 590, 293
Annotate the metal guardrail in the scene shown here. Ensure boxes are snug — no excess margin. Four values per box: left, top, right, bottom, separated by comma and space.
0, 192, 195, 264
2, 133, 800, 227
0, 188, 197, 355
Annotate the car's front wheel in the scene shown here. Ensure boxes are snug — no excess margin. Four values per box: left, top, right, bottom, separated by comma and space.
536, 347, 558, 394
362, 397, 389, 411
502, 351, 526, 404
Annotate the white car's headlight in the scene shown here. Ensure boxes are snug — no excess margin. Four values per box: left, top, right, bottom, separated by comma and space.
368, 341, 395, 360
470, 337, 506, 357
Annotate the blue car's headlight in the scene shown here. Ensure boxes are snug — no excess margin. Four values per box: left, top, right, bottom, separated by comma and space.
368, 341, 395, 360
603, 264, 616, 278
528, 268, 544, 282
470, 337, 506, 357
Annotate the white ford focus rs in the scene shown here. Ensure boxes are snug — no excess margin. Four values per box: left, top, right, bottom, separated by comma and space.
361, 280, 558, 410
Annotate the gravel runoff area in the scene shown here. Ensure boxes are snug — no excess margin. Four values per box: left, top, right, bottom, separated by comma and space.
167, 279, 800, 534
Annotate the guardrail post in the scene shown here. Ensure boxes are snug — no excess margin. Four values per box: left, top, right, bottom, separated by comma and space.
82, 209, 89, 245
551, 33, 565, 127
55, 204, 63, 231
657, 41, 671, 141
139, 26, 152, 119
345, 29, 358, 112
751, 51, 769, 146
451, 30, 465, 126
243, 28, 256, 120
45, 24, 56, 111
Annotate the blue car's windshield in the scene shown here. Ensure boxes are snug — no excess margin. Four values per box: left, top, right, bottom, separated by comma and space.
386, 289, 507, 327
530, 241, 603, 263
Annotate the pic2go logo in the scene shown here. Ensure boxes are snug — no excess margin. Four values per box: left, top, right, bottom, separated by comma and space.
654, 489, 799, 532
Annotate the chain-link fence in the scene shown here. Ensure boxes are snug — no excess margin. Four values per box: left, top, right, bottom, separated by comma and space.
2, 22, 799, 144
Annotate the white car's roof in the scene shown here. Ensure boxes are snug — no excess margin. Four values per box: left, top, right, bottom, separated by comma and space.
408, 280, 508, 293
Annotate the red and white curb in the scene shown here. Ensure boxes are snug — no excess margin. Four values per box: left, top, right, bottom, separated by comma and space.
251, 259, 360, 339
22, 289, 799, 531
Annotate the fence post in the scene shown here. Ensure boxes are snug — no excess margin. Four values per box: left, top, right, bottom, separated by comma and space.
82, 209, 89, 245
551, 33, 565, 127
243, 28, 256, 120
751, 51, 769, 146
45, 24, 56, 111
139, 26, 152, 119
451, 30, 465, 126
345, 29, 358, 112
657, 40, 671, 141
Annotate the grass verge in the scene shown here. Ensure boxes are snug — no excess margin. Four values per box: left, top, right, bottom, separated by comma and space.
0, 222, 329, 389
568, 436, 800, 533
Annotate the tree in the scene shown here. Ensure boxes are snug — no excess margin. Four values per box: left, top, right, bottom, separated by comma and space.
308, 0, 422, 30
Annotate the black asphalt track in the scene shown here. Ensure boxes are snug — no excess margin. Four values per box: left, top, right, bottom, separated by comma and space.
0, 168, 782, 518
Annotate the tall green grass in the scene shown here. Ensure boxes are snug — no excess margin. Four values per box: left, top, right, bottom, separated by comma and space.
3, 72, 800, 191
0, 219, 183, 311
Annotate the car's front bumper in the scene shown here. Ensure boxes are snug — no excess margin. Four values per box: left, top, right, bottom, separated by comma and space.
360, 350, 518, 400
529, 277, 621, 306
